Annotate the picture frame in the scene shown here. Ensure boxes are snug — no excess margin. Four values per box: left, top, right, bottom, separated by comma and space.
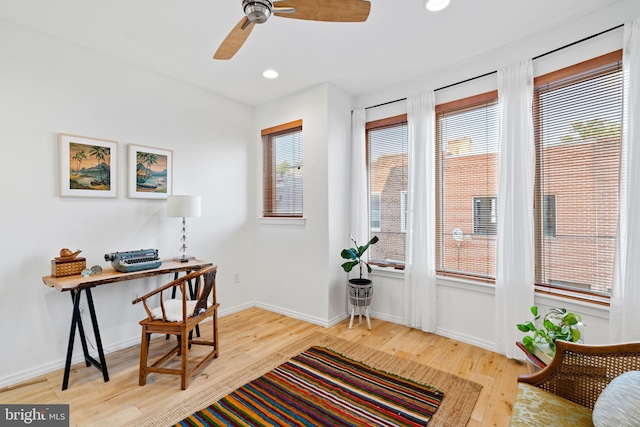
59, 134, 118, 198
128, 144, 172, 199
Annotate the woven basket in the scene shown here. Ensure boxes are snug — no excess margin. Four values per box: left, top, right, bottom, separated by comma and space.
51, 258, 86, 277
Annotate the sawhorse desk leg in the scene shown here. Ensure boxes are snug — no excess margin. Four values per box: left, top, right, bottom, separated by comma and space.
62, 288, 109, 391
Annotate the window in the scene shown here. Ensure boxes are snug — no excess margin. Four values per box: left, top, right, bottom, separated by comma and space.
473, 196, 497, 235
370, 193, 381, 231
543, 195, 556, 237
262, 120, 303, 218
366, 115, 408, 268
534, 51, 622, 296
436, 92, 499, 280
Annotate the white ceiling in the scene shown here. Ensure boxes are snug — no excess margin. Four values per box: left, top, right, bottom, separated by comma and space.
0, 0, 631, 106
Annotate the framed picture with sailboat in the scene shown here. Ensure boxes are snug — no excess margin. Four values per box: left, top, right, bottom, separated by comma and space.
59, 133, 118, 198
127, 144, 172, 199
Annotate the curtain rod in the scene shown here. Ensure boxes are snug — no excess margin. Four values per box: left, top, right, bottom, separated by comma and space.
364, 98, 406, 110
362, 23, 624, 111
532, 23, 623, 61
434, 69, 497, 92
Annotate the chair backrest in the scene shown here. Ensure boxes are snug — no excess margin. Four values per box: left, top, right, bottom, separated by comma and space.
192, 267, 217, 316
133, 265, 217, 322
520, 340, 640, 409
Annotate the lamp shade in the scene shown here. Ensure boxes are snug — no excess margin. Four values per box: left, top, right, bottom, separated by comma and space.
167, 195, 201, 218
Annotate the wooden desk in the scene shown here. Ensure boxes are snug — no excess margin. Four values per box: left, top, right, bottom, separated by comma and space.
43, 259, 213, 390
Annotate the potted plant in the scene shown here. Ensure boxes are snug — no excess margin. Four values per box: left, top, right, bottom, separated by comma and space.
516, 306, 584, 363
340, 235, 379, 286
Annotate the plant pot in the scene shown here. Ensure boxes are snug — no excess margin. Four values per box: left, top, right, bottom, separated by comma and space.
348, 278, 372, 286
347, 279, 373, 307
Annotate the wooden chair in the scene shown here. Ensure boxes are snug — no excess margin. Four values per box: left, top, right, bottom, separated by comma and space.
517, 340, 640, 409
132, 266, 219, 390
510, 340, 640, 426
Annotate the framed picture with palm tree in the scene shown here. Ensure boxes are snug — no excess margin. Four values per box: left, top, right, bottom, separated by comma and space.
127, 143, 172, 199
59, 133, 118, 198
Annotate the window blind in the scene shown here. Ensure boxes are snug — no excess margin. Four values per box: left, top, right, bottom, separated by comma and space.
534, 53, 622, 296
262, 120, 303, 217
366, 116, 408, 267
436, 93, 499, 280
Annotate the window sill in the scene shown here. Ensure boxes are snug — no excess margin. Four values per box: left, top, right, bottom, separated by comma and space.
369, 267, 495, 294
370, 265, 404, 278
534, 285, 610, 306
372, 267, 610, 306
258, 217, 306, 226
437, 274, 495, 295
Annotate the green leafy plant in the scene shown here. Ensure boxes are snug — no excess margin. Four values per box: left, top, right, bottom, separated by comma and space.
340, 235, 379, 278
516, 306, 583, 357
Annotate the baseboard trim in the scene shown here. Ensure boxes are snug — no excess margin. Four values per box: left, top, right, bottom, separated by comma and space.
0, 302, 497, 388
0, 305, 254, 389
435, 327, 496, 353
0, 335, 141, 389
254, 302, 332, 327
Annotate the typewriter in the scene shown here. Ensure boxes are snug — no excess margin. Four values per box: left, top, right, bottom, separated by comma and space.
104, 249, 162, 273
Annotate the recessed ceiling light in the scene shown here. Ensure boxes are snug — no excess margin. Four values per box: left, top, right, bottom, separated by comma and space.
263, 69, 279, 79
425, 0, 450, 12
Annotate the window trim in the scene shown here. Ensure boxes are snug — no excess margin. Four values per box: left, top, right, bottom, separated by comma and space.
365, 114, 408, 130
533, 50, 622, 304
435, 90, 498, 114
366, 114, 408, 270
262, 119, 303, 219
533, 50, 622, 87
435, 91, 499, 283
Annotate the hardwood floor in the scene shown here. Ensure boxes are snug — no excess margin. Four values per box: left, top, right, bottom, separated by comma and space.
0, 308, 527, 426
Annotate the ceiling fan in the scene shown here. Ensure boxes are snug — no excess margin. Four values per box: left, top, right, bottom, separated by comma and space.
214, 0, 371, 60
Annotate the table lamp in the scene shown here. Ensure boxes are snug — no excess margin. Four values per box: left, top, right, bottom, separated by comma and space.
167, 195, 201, 262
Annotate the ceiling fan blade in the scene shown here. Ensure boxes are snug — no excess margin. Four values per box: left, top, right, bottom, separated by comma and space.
213, 17, 255, 60
273, 0, 370, 22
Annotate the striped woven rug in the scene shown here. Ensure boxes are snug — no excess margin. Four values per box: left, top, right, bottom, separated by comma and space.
175, 346, 444, 426
133, 332, 482, 427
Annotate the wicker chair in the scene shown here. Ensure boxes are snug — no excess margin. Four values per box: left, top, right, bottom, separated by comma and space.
511, 340, 640, 426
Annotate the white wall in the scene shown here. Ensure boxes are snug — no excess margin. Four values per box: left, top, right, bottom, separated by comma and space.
252, 83, 353, 327
368, 269, 610, 353
326, 85, 353, 323
0, 19, 255, 387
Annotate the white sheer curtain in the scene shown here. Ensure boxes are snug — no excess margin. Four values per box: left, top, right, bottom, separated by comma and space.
494, 61, 535, 359
349, 109, 369, 277
610, 18, 640, 342
404, 91, 437, 332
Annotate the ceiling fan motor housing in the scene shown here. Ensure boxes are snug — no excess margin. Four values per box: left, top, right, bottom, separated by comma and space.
243, 0, 273, 24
